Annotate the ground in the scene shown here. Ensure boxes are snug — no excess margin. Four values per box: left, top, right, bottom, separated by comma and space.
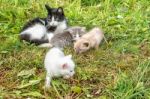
0, 0, 150, 99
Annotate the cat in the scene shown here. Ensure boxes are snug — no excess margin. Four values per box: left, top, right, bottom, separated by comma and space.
44, 47, 75, 88
39, 26, 86, 48
74, 27, 104, 53
19, 4, 68, 46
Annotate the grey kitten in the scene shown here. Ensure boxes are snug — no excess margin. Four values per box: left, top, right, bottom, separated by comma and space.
50, 26, 86, 48
65, 26, 86, 41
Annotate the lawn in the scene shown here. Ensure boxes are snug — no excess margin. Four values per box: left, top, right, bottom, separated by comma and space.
0, 0, 150, 98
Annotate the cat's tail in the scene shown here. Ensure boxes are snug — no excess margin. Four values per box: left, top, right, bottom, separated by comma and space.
38, 43, 53, 48
20, 33, 51, 46
19, 33, 30, 41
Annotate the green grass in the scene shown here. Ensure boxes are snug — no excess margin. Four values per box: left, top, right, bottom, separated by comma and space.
0, 0, 150, 98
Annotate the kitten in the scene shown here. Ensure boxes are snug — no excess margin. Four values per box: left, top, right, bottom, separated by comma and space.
44, 26, 86, 48
66, 26, 86, 41
74, 27, 104, 53
20, 4, 68, 46
44, 47, 75, 88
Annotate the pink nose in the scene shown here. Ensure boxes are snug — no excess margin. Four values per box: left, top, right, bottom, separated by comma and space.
75, 48, 80, 54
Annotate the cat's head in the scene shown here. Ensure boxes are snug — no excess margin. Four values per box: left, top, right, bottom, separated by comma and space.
45, 4, 66, 30
59, 55, 75, 78
66, 26, 86, 41
74, 39, 91, 54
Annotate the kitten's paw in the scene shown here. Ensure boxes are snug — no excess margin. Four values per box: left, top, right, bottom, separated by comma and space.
44, 84, 51, 89
63, 75, 70, 79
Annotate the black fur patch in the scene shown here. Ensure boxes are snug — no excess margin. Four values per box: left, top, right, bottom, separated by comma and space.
20, 33, 49, 45
47, 26, 57, 32
21, 17, 46, 32
30, 39, 49, 45
19, 33, 30, 41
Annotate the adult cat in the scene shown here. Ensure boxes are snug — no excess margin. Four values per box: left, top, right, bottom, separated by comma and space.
19, 4, 68, 46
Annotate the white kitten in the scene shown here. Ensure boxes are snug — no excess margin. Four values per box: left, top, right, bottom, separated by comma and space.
44, 47, 75, 88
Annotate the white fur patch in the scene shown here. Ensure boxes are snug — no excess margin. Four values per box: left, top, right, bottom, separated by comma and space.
47, 33, 54, 42
55, 20, 67, 33
21, 24, 46, 40
38, 43, 53, 48
49, 16, 58, 26
74, 33, 80, 41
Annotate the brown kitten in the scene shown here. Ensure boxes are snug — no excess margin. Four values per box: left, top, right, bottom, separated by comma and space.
74, 27, 104, 53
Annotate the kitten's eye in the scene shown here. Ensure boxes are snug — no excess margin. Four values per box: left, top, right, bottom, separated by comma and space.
83, 42, 89, 47
70, 70, 73, 72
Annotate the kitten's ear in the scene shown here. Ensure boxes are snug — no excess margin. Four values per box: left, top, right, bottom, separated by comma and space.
62, 63, 68, 69
82, 27, 86, 31
57, 7, 64, 15
83, 42, 89, 47
68, 29, 74, 34
45, 4, 51, 12
66, 54, 72, 59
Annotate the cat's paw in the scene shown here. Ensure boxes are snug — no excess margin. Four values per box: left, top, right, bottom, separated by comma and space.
38, 43, 52, 48
47, 33, 54, 42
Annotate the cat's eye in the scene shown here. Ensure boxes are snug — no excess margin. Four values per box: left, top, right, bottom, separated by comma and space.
55, 17, 60, 21
70, 70, 73, 72
47, 18, 51, 21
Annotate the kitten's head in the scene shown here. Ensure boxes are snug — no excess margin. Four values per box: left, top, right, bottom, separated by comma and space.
45, 4, 66, 30
66, 26, 86, 41
59, 55, 75, 78
74, 39, 90, 54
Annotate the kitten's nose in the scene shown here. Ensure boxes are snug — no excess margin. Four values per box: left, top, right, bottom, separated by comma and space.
75, 49, 79, 54
72, 71, 75, 75
77, 48, 82, 54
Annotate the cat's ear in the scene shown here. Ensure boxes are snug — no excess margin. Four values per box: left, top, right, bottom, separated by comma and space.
62, 63, 68, 69
57, 7, 64, 15
45, 4, 51, 12
66, 54, 72, 59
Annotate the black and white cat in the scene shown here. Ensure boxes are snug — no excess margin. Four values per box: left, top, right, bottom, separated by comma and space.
19, 4, 68, 46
